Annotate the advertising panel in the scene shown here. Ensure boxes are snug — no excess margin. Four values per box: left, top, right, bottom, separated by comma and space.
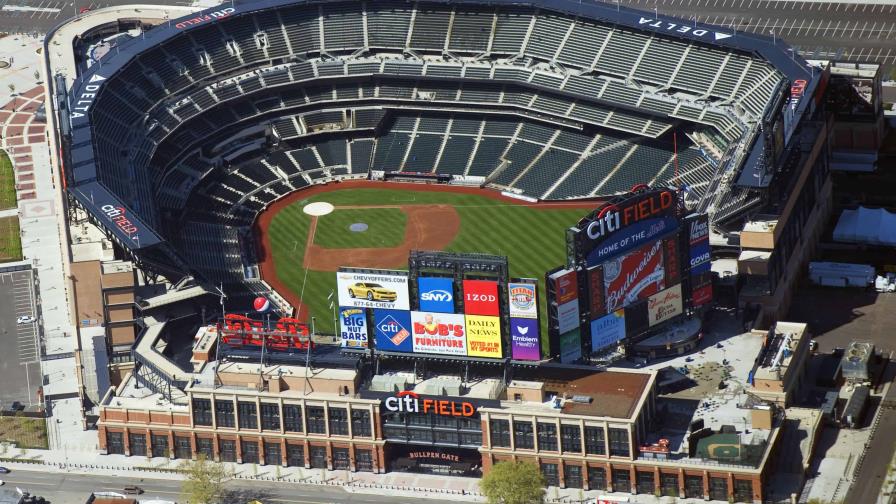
603, 240, 665, 313
559, 328, 582, 363
338, 307, 368, 348
570, 189, 680, 267
373, 309, 413, 353
462, 280, 500, 316
465, 315, 502, 358
557, 299, 580, 334
510, 318, 541, 361
590, 310, 626, 353
507, 282, 538, 319
663, 237, 681, 285
410, 311, 467, 356
550, 269, 578, 305
418, 277, 455, 313
337, 270, 410, 310
647, 284, 683, 327
688, 214, 711, 275
624, 299, 650, 336
691, 270, 713, 307
587, 266, 605, 319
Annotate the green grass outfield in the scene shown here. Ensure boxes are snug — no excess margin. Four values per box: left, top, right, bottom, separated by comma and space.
266, 188, 588, 337
0, 149, 17, 210
313, 208, 407, 249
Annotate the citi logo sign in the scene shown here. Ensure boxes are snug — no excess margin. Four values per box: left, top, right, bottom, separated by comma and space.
383, 391, 475, 417
586, 191, 674, 241
377, 315, 409, 346
420, 290, 452, 303
175, 7, 235, 29
100, 204, 139, 240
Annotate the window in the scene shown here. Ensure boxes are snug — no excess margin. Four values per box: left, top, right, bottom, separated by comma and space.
307, 406, 326, 434
565, 464, 583, 489
733, 479, 753, 502
587, 466, 607, 490
457, 417, 479, 430
286, 444, 304, 467
384, 425, 408, 441
408, 429, 432, 443
149, 434, 167, 457
283, 405, 303, 432
261, 403, 280, 430
264, 441, 281, 465
460, 431, 482, 446
513, 421, 534, 449
537, 422, 557, 451
309, 446, 327, 468
129, 433, 146, 457
174, 435, 191, 459
540, 463, 559, 486
196, 438, 214, 460
106, 432, 124, 455
489, 419, 511, 447
584, 426, 606, 455
636, 471, 655, 494
434, 430, 458, 444
219, 439, 236, 462
351, 410, 371, 437
608, 428, 630, 457
661, 473, 679, 497
560, 424, 581, 453
709, 477, 728, 501
215, 400, 235, 428
356, 449, 373, 472
685, 475, 704, 498
328, 407, 349, 435
241, 440, 259, 464
333, 447, 350, 470
238, 401, 258, 429
192, 399, 212, 426
611, 468, 631, 492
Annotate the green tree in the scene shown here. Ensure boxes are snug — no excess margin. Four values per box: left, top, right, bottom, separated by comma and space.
479, 461, 546, 504
180, 454, 228, 504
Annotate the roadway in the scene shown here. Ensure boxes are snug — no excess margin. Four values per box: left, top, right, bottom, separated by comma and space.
1, 468, 462, 504
845, 405, 896, 504
0, 0, 192, 34
632, 0, 896, 66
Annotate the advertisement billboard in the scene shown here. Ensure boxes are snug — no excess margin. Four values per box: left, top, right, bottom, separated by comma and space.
647, 284, 683, 327
691, 270, 713, 307
510, 318, 541, 361
410, 311, 467, 356
663, 237, 681, 285
603, 240, 665, 313
624, 299, 650, 336
557, 299, 580, 334
338, 307, 368, 348
418, 277, 455, 313
587, 266, 605, 319
462, 280, 500, 316
373, 309, 413, 353
559, 328, 582, 363
465, 315, 502, 358
507, 282, 538, 319
550, 269, 578, 305
688, 214, 711, 275
569, 189, 680, 267
337, 270, 411, 310
590, 310, 626, 353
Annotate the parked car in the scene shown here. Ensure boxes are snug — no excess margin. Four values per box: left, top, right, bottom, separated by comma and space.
0, 467, 9, 474
347, 282, 397, 302
16, 315, 35, 325
123, 486, 143, 495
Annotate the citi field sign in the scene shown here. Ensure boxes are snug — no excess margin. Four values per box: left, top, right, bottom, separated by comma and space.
571, 188, 681, 267
383, 391, 476, 417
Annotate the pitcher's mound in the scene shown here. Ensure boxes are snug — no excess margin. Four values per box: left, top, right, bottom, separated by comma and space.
303, 201, 334, 216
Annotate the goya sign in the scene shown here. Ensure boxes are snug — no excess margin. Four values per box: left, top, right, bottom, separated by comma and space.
569, 188, 680, 267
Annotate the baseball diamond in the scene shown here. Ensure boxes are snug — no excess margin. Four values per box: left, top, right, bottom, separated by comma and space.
256, 181, 596, 333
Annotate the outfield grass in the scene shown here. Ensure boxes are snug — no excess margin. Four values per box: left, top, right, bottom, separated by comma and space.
268, 189, 587, 337
0, 149, 16, 210
0, 216, 22, 263
313, 208, 407, 248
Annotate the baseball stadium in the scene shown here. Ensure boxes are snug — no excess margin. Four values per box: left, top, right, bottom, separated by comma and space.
49, 0, 838, 499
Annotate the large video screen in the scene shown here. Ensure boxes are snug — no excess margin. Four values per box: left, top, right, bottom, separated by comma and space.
602, 240, 666, 313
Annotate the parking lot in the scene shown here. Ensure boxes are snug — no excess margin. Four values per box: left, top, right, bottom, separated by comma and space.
0, 268, 42, 408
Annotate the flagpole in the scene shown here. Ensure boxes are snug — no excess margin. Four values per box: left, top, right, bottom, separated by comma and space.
329, 290, 337, 339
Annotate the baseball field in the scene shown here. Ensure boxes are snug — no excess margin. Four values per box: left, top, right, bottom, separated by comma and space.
256, 181, 597, 334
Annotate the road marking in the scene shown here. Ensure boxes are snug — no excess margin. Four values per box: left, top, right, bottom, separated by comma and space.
0, 4, 60, 12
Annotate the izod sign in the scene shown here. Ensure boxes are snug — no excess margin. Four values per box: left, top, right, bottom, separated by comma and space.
383, 391, 476, 417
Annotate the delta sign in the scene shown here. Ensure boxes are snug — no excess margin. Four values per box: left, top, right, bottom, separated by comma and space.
570, 188, 681, 267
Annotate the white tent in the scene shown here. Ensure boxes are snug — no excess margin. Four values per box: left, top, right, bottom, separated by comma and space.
833, 206, 896, 246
